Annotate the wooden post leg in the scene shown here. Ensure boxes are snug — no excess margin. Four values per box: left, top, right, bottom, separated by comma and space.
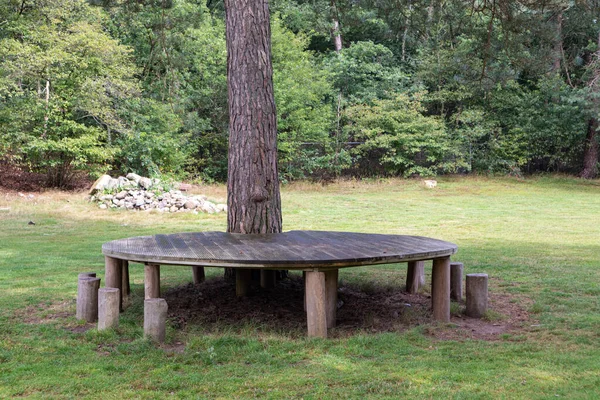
145, 264, 160, 299
450, 262, 464, 302
418, 261, 426, 287
325, 269, 338, 329
303, 271, 307, 311
192, 266, 205, 285
121, 260, 130, 307
305, 271, 327, 338
105, 256, 123, 312
260, 270, 276, 289
432, 257, 451, 322
406, 261, 425, 294
236, 269, 252, 297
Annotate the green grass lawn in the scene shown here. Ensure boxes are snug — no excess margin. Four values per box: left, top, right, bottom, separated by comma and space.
1, 176, 600, 398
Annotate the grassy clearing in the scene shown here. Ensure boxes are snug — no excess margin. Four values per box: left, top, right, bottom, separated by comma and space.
1, 176, 600, 398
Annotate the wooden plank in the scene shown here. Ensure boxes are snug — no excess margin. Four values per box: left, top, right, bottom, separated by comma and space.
192, 266, 205, 284
432, 257, 450, 322
325, 269, 338, 329
144, 263, 160, 299
104, 256, 123, 312
236, 268, 252, 297
260, 270, 276, 289
102, 231, 457, 270
406, 260, 425, 294
450, 262, 464, 301
305, 271, 327, 338
121, 260, 130, 296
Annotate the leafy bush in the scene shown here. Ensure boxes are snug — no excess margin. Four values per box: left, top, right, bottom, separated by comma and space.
115, 99, 188, 178
345, 94, 465, 176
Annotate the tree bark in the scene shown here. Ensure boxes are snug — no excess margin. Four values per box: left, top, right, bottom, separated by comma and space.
580, 31, 600, 179
224, 0, 282, 281
224, 0, 282, 235
551, 11, 563, 73
331, 1, 342, 52
580, 117, 598, 179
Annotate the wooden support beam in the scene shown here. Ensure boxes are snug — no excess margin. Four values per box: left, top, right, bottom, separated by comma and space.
406, 260, 425, 294
121, 260, 130, 296
98, 288, 120, 330
432, 257, 450, 322
303, 271, 306, 311
260, 270, 276, 289
305, 271, 327, 338
236, 268, 252, 297
105, 256, 123, 312
144, 263, 160, 299
325, 269, 338, 329
192, 266, 205, 285
450, 262, 464, 302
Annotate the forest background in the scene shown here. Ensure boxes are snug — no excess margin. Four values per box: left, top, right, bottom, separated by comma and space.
1, 0, 599, 188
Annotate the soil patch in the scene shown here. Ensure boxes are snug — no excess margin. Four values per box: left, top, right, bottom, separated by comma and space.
0, 161, 92, 192
164, 275, 532, 340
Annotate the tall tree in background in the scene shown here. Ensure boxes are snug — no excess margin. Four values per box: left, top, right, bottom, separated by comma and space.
580, 30, 600, 179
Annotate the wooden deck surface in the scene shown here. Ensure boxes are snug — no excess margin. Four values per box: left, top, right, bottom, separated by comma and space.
102, 230, 457, 269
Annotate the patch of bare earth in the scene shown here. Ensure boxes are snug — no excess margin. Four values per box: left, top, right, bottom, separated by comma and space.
14, 300, 96, 333
0, 161, 92, 192
164, 275, 532, 340
15, 277, 531, 341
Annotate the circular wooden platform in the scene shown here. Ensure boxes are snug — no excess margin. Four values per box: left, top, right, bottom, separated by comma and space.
102, 230, 457, 269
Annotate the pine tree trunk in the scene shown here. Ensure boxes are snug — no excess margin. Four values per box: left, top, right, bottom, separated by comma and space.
580, 118, 598, 179
223, 0, 282, 280
580, 31, 600, 179
224, 0, 282, 234
330, 1, 342, 52
551, 11, 563, 73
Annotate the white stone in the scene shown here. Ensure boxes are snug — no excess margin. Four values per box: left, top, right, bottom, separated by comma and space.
183, 200, 197, 210
423, 179, 437, 188
89, 175, 112, 195
139, 177, 152, 189
106, 178, 119, 190
216, 204, 228, 213
126, 173, 142, 183
99, 204, 107, 209
200, 201, 217, 214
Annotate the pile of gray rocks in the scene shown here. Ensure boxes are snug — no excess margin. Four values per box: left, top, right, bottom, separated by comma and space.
88, 173, 227, 214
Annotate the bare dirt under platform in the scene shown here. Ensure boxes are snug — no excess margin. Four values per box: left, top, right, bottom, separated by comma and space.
164, 274, 532, 341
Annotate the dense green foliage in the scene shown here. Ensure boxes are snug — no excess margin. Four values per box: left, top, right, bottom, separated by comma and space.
1, 0, 599, 186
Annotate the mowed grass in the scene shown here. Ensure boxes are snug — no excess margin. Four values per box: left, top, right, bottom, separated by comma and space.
1, 176, 600, 398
